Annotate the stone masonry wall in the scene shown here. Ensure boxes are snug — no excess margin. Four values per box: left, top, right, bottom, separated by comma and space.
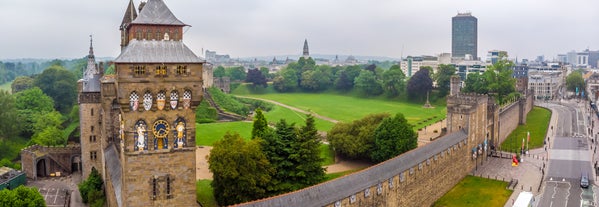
121, 149, 196, 207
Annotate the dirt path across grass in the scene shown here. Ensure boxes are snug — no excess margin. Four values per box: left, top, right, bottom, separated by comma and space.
234, 95, 339, 123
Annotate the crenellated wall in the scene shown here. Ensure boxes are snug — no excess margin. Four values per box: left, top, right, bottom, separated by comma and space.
498, 92, 534, 144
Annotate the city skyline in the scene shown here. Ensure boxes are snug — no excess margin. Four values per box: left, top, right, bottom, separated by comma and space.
1, 0, 598, 60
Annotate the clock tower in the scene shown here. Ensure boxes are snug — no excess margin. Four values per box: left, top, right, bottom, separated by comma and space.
92, 0, 204, 206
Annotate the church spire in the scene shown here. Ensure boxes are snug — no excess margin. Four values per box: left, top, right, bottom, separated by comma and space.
83, 35, 100, 92
303, 39, 309, 58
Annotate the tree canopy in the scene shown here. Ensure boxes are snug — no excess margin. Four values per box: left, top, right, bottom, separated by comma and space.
246, 68, 268, 88
208, 133, 274, 206
0, 185, 46, 207
0, 90, 21, 140
251, 108, 269, 139
370, 113, 417, 163
33, 65, 77, 113
354, 70, 383, 96
328, 113, 390, 160
78, 167, 105, 206
566, 71, 585, 93
462, 60, 518, 103
407, 68, 433, 100
11, 76, 34, 94
435, 64, 456, 97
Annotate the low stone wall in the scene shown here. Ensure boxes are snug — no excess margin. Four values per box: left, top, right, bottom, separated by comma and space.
236, 130, 471, 207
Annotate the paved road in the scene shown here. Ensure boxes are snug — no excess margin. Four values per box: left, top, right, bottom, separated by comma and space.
539, 101, 596, 207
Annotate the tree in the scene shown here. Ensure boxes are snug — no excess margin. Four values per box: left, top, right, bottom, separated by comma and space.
31, 126, 64, 146
208, 133, 274, 205
78, 167, 104, 205
292, 115, 325, 186
33, 65, 77, 113
462, 60, 517, 103
0, 90, 20, 140
328, 113, 390, 160
251, 108, 269, 139
381, 65, 406, 97
11, 76, 34, 94
213, 66, 225, 78
259, 67, 272, 80
272, 69, 298, 92
245, 68, 267, 88
15, 87, 54, 113
566, 71, 585, 93
225, 66, 247, 81
300, 70, 319, 91
354, 70, 383, 96
463, 72, 487, 94
435, 64, 456, 97
420, 66, 434, 78
32, 111, 63, 134
370, 113, 417, 163
260, 119, 297, 193
0, 185, 46, 207
334, 70, 353, 91
406, 68, 433, 100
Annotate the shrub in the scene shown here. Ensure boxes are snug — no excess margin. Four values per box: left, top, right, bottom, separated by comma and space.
208, 87, 249, 116
78, 168, 104, 204
195, 100, 218, 123
235, 97, 274, 112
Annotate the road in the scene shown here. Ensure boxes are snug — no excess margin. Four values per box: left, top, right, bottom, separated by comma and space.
539, 101, 596, 207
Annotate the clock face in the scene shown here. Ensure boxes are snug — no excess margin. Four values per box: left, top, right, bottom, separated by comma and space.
153, 120, 170, 138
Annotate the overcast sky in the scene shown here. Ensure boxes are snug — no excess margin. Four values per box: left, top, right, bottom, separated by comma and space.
1, 0, 598, 60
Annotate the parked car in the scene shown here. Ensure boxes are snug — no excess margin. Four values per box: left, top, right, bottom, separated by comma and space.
581, 173, 590, 188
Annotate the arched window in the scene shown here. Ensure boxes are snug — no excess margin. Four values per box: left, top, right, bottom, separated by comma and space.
136, 29, 142, 40
156, 91, 166, 110
134, 120, 148, 151
182, 90, 192, 109
129, 91, 139, 111
169, 90, 178, 110
173, 117, 186, 148
143, 91, 153, 111
147, 29, 153, 40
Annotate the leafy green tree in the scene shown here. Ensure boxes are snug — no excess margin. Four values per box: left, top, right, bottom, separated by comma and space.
33, 111, 63, 134
11, 76, 34, 94
246, 68, 267, 88
213, 66, 225, 78
334, 70, 353, 91
31, 126, 64, 146
300, 70, 320, 91
251, 108, 269, 139
382, 65, 406, 97
344, 65, 362, 84
370, 113, 417, 163
272, 69, 298, 92
435, 64, 456, 97
566, 71, 585, 93
259, 67, 273, 80
292, 115, 325, 186
406, 68, 433, 100
14, 87, 57, 137
463, 72, 487, 94
0, 185, 46, 207
33, 65, 77, 113
78, 167, 104, 205
225, 66, 247, 81
354, 70, 383, 96
0, 90, 21, 140
208, 133, 274, 205
328, 113, 390, 160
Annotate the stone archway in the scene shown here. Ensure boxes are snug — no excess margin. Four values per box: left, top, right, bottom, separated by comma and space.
71, 155, 81, 173
36, 158, 47, 177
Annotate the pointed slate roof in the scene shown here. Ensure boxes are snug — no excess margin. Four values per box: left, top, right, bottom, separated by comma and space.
114, 39, 204, 63
82, 35, 101, 92
131, 0, 187, 26
120, 0, 137, 29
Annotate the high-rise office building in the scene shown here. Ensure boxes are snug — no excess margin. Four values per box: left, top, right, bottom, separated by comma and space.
452, 12, 477, 59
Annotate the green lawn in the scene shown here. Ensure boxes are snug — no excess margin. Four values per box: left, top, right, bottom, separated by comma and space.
501, 106, 551, 153
264, 105, 335, 131
433, 175, 512, 207
320, 144, 335, 165
196, 179, 217, 207
232, 84, 446, 130
196, 122, 252, 146
0, 81, 12, 93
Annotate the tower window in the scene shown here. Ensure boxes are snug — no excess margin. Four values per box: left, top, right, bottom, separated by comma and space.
152, 177, 157, 200
166, 176, 171, 198
147, 30, 153, 40
133, 65, 146, 75
155, 30, 161, 41
155, 65, 167, 76
136, 29, 142, 40
91, 126, 94, 133
90, 151, 97, 160
174, 30, 179, 40
91, 108, 94, 116
176, 65, 188, 75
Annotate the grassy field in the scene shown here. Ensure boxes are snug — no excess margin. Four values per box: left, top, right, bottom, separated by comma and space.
264, 105, 335, 131
232, 84, 446, 130
501, 106, 551, 153
196, 179, 217, 207
433, 175, 512, 207
0, 81, 12, 93
196, 122, 253, 146
320, 144, 335, 165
